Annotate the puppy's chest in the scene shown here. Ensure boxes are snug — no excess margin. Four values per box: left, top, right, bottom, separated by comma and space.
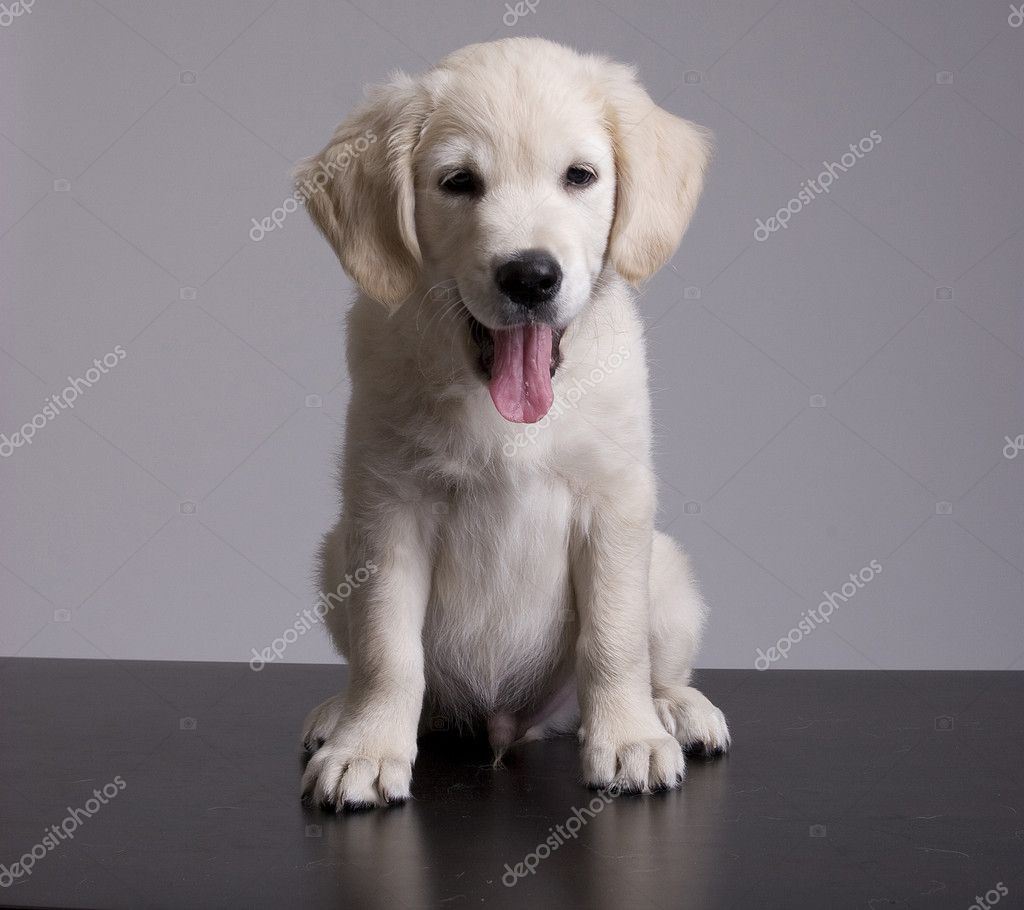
424, 475, 575, 685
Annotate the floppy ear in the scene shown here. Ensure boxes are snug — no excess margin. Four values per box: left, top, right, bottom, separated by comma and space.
602, 66, 711, 283
295, 75, 426, 310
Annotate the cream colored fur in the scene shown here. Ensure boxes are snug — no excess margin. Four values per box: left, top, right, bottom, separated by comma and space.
297, 38, 729, 810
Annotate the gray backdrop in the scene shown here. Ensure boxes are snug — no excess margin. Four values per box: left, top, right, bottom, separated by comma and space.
2, 0, 1021, 670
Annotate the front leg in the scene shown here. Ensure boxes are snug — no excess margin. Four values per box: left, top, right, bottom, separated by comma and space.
302, 499, 433, 810
573, 472, 686, 792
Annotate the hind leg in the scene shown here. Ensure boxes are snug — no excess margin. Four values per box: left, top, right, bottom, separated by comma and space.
301, 521, 353, 752
649, 531, 731, 756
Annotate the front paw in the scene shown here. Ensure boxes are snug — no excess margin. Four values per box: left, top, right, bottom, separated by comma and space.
301, 727, 416, 810
302, 693, 349, 752
655, 688, 731, 757
580, 723, 685, 793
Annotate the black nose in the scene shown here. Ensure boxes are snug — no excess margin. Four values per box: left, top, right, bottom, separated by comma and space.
495, 250, 562, 308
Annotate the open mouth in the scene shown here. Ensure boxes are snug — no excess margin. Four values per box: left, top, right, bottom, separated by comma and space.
469, 315, 564, 424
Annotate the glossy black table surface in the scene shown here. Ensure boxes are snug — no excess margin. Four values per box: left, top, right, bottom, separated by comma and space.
1, 659, 1021, 909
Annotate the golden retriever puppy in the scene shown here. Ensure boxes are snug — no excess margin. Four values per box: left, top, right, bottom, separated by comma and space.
298, 37, 729, 810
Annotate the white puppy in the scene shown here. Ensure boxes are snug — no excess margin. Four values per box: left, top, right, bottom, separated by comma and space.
297, 37, 729, 810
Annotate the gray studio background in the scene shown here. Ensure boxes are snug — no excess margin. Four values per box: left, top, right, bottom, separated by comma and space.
2, 0, 1021, 670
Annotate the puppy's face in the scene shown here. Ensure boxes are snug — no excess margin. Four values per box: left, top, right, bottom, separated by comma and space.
414, 84, 616, 336
298, 39, 710, 423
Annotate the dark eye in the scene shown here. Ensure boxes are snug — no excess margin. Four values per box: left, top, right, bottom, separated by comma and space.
565, 165, 596, 187
440, 169, 479, 195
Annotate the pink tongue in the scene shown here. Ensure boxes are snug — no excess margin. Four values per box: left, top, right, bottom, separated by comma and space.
488, 325, 554, 423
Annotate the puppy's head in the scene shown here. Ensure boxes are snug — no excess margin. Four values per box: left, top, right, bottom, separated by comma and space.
297, 38, 710, 423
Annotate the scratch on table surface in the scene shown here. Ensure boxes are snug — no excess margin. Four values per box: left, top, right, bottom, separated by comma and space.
914, 815, 944, 820
915, 846, 970, 858
783, 719, 815, 731
919, 881, 947, 896
782, 716, 847, 731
